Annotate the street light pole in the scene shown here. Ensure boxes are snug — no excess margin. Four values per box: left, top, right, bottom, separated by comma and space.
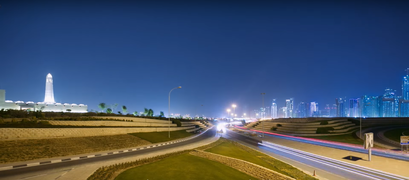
360, 102, 362, 139
232, 104, 236, 120
261, 93, 266, 137
169, 86, 182, 138
226, 109, 231, 120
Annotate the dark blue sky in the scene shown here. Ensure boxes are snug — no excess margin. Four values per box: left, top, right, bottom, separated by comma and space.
1, 1, 408, 117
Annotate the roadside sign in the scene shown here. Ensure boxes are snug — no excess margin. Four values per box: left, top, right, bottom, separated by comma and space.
401, 136, 409, 145
365, 133, 373, 149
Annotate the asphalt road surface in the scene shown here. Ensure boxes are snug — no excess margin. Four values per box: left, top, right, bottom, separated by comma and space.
224, 129, 408, 180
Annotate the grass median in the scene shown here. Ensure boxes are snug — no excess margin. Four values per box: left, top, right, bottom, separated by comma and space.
205, 139, 316, 180
128, 130, 194, 143
115, 153, 256, 180
384, 128, 409, 142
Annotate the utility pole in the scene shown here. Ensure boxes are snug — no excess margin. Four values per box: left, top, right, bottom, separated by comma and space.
360, 102, 362, 139
261, 93, 266, 137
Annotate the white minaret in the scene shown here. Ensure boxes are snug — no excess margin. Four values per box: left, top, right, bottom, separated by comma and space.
44, 73, 55, 103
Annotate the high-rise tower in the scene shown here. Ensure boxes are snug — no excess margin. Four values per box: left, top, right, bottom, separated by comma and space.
271, 99, 278, 118
44, 73, 55, 103
403, 68, 409, 100
400, 68, 409, 117
285, 98, 294, 118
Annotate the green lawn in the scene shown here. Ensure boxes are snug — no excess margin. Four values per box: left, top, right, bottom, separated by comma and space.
115, 153, 257, 180
205, 139, 316, 180
304, 133, 364, 145
128, 130, 193, 143
384, 128, 409, 142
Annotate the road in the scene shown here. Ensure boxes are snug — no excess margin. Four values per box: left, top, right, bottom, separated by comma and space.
224, 129, 408, 180
0, 129, 217, 180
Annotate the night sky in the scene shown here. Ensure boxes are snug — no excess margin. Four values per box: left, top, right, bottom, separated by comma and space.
1, 1, 408, 117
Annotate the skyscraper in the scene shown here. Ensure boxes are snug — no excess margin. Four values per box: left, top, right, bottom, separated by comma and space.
381, 88, 396, 117
349, 99, 359, 117
330, 104, 337, 117
310, 102, 318, 117
44, 73, 55, 103
361, 95, 380, 117
336, 98, 346, 117
271, 99, 278, 119
278, 107, 287, 118
298, 102, 306, 118
401, 69, 409, 117
285, 98, 294, 118
403, 68, 409, 100
323, 104, 331, 117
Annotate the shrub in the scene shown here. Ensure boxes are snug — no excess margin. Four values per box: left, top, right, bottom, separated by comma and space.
316, 127, 334, 134
277, 124, 282, 127
172, 119, 182, 127
271, 126, 277, 131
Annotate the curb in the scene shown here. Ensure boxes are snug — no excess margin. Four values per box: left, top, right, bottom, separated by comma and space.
0, 126, 213, 172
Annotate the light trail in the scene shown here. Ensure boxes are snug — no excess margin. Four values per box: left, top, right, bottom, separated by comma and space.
235, 125, 409, 161
259, 141, 408, 180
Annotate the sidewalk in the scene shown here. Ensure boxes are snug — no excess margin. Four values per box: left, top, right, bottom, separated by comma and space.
237, 128, 409, 178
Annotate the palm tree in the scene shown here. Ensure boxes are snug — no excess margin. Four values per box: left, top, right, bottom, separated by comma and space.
148, 109, 154, 116
98, 103, 106, 112
106, 108, 112, 114
144, 108, 149, 116
122, 105, 127, 114
160, 111, 164, 118
133, 111, 138, 116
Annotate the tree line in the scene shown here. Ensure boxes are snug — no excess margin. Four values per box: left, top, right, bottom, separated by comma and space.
98, 103, 165, 117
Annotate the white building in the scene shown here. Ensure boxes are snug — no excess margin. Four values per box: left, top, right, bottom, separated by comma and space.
0, 74, 87, 113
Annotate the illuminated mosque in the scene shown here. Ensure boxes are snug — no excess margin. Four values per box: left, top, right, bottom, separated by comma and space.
0, 73, 88, 112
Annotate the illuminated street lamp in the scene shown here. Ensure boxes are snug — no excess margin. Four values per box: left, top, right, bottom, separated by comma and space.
169, 86, 182, 138
232, 104, 237, 116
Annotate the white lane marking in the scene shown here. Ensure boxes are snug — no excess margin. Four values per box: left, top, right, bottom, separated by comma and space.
260, 143, 385, 180
55, 168, 73, 180
71, 157, 80, 160
262, 141, 408, 180
51, 160, 61, 163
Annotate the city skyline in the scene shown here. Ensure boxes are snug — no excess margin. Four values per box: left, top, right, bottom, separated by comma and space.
255, 69, 409, 118
1, 1, 409, 117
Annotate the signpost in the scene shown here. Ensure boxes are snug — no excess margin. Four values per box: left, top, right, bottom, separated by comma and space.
401, 136, 409, 153
364, 133, 374, 161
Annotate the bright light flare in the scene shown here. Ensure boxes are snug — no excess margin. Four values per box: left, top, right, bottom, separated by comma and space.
217, 123, 227, 131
